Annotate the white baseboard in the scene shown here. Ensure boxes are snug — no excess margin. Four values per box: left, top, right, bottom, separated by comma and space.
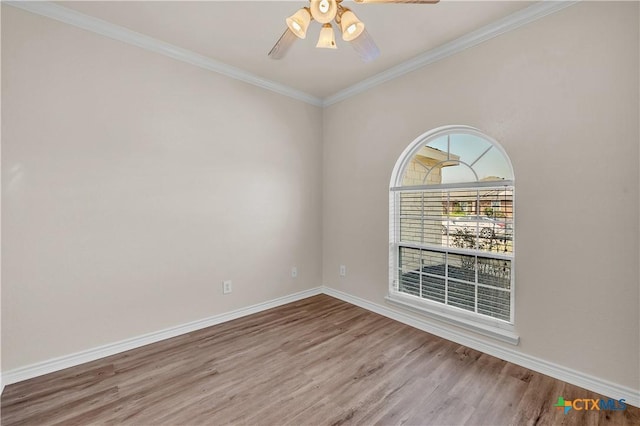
2, 285, 637, 409
322, 286, 640, 408
1, 287, 322, 387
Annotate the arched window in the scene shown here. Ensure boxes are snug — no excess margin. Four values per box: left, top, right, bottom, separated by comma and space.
389, 126, 518, 344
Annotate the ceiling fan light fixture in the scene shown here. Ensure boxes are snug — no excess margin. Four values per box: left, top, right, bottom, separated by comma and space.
316, 23, 337, 49
310, 0, 338, 24
339, 9, 365, 42
270, 0, 439, 61
286, 7, 311, 39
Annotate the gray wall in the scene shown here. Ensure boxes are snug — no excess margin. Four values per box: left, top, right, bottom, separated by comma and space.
322, 1, 639, 390
2, 5, 323, 370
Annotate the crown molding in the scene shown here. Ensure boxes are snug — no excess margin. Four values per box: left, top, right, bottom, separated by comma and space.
6, 1, 577, 108
322, 0, 579, 107
4, 1, 324, 107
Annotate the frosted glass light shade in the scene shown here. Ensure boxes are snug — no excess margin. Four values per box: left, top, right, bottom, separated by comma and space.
310, 0, 337, 24
316, 23, 337, 49
340, 10, 365, 42
286, 7, 311, 39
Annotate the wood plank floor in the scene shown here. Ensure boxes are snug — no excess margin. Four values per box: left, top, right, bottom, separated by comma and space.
2, 294, 638, 425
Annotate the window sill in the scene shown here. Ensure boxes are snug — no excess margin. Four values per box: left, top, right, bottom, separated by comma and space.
385, 293, 520, 345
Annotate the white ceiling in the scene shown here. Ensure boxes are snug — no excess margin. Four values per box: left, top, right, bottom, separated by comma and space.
56, 1, 536, 99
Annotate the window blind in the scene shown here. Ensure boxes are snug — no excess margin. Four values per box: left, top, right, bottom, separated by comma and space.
395, 186, 514, 322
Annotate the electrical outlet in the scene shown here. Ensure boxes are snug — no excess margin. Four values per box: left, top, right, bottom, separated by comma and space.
223, 280, 232, 294
291, 266, 298, 278
339, 265, 346, 277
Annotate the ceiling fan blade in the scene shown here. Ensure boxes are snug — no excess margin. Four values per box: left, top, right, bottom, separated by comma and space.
348, 29, 380, 63
354, 0, 439, 3
268, 28, 298, 60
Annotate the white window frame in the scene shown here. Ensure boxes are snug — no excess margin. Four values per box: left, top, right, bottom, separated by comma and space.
388, 125, 519, 345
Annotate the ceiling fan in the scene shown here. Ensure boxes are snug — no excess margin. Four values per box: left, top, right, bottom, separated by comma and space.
268, 0, 439, 62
